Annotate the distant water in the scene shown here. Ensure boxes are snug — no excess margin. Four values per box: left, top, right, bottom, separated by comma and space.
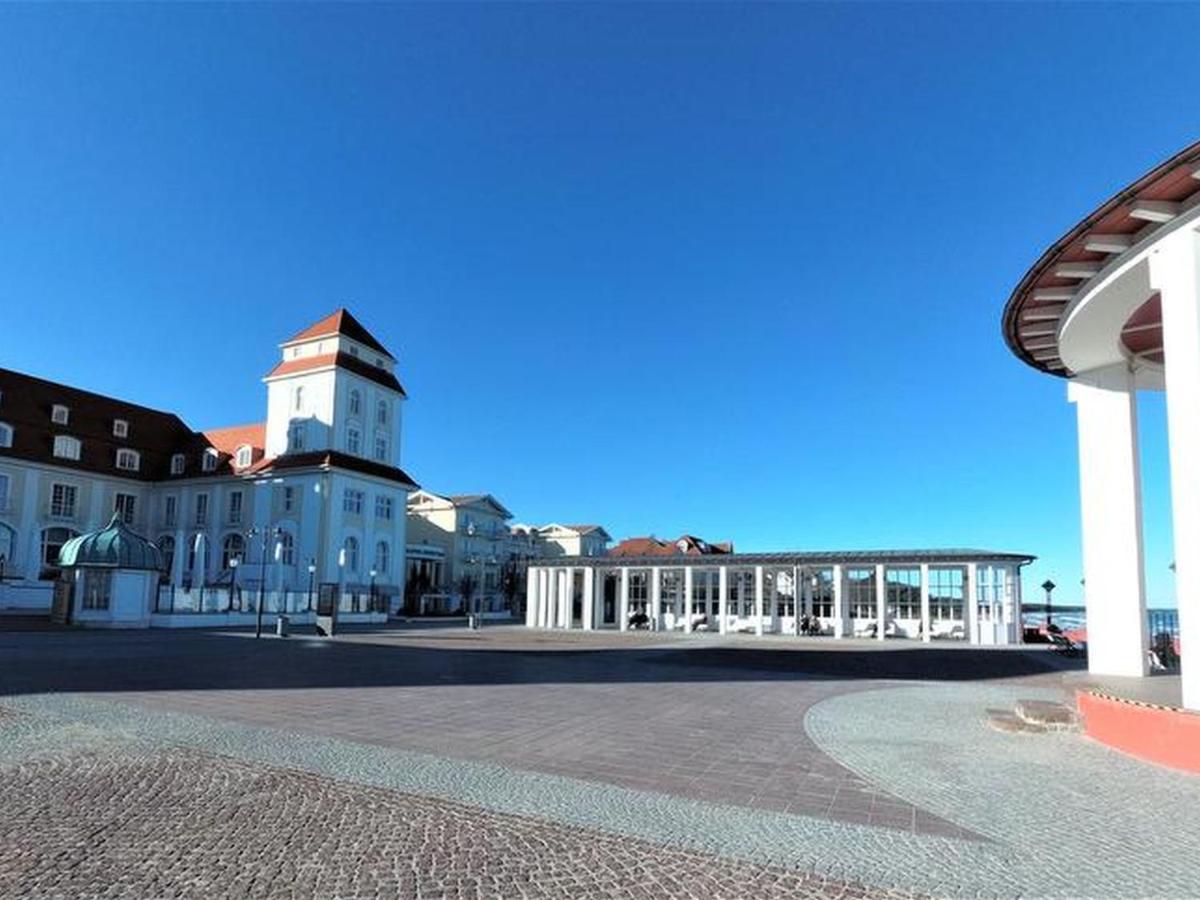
1021, 606, 1179, 635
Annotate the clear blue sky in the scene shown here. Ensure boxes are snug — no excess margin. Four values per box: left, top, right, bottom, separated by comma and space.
1, 3, 1195, 607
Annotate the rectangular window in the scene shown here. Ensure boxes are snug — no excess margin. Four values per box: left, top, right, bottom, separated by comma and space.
283, 486, 295, 512
343, 489, 363, 515
53, 435, 80, 460
374, 435, 387, 462
114, 493, 136, 524
195, 493, 209, 525
288, 425, 304, 452
51, 405, 69, 425
113, 419, 129, 438
846, 568, 877, 619
375, 495, 393, 520
228, 491, 243, 524
347, 428, 361, 455
170, 454, 185, 475
164, 495, 177, 527
886, 568, 922, 619
82, 569, 112, 610
50, 483, 77, 518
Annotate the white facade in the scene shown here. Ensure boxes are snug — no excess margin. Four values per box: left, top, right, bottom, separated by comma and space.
1004, 143, 1200, 709
525, 553, 1028, 643
406, 491, 514, 613
0, 310, 415, 616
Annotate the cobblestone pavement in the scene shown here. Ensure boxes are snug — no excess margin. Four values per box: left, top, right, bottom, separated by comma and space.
2, 625, 1166, 898
0, 736, 915, 900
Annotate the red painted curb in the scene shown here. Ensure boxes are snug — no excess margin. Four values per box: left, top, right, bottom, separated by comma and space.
1077, 690, 1200, 774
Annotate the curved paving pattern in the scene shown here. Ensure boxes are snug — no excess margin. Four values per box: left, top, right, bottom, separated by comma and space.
806, 683, 1200, 897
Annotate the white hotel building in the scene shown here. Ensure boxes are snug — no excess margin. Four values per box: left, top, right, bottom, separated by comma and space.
0, 309, 417, 613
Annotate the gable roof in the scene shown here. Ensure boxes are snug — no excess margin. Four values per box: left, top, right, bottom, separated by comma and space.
282, 309, 394, 359
449, 493, 513, 519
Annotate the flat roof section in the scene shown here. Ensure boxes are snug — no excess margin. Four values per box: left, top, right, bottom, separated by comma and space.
530, 549, 1035, 567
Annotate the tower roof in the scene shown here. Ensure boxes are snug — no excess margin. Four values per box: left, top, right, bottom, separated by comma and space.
283, 308, 394, 359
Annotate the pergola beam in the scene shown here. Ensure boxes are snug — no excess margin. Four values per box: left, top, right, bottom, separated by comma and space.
1129, 199, 1180, 223
1055, 261, 1101, 280
1084, 233, 1135, 254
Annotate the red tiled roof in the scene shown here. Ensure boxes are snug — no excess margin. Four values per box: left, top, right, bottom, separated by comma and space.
283, 309, 393, 359
202, 422, 265, 455
609, 534, 732, 557
264, 351, 407, 396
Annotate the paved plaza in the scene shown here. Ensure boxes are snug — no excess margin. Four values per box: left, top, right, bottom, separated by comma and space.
1, 623, 1197, 898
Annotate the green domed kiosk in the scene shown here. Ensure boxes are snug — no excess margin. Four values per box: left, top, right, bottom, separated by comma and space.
56, 513, 164, 628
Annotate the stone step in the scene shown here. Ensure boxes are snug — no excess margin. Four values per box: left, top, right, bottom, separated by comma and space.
985, 709, 1048, 735
1014, 699, 1081, 732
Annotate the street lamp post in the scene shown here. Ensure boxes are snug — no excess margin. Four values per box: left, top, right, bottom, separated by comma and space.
248, 525, 280, 639
307, 561, 316, 612
1041, 579, 1056, 629
229, 557, 240, 612
193, 533, 207, 613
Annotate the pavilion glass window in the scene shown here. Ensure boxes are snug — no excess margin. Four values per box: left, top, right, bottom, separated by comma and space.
929, 568, 965, 621
886, 568, 921, 618
811, 569, 834, 618
846, 568, 876, 619
81, 569, 112, 610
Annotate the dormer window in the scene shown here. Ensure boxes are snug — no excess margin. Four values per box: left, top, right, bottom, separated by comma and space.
113, 419, 129, 438
53, 435, 81, 460
170, 453, 185, 475
0, 422, 11, 449
51, 405, 69, 425
235, 445, 253, 469
202, 448, 219, 472
115, 448, 140, 472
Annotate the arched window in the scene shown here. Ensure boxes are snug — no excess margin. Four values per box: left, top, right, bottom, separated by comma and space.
342, 536, 359, 573
374, 540, 389, 575
0, 523, 16, 570
157, 535, 176, 576
202, 448, 219, 472
376, 399, 388, 425
0, 422, 12, 448
294, 386, 304, 412
115, 448, 140, 472
235, 446, 253, 469
221, 533, 245, 570
277, 531, 295, 566
348, 389, 361, 416
186, 534, 211, 575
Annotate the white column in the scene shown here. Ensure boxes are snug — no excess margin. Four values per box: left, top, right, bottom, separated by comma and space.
875, 563, 886, 641
1150, 231, 1200, 707
832, 564, 844, 638
768, 570, 779, 634
683, 567, 694, 633
1010, 565, 1022, 643
619, 567, 630, 631
919, 563, 931, 643
718, 566, 729, 634
754, 565, 764, 636
650, 566, 662, 631
582, 567, 595, 631
1067, 365, 1150, 675
525, 567, 538, 628
964, 563, 978, 645
540, 568, 552, 628
559, 568, 571, 629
